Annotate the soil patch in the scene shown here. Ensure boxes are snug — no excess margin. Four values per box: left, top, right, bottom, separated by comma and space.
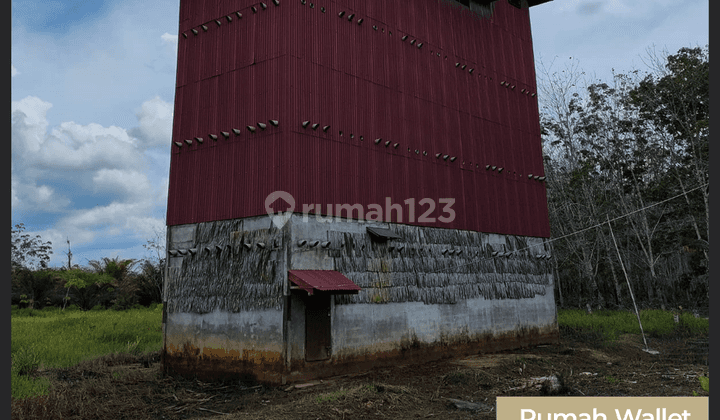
12, 332, 709, 419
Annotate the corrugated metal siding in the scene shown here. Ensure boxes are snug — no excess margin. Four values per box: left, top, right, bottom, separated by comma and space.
168, 0, 550, 237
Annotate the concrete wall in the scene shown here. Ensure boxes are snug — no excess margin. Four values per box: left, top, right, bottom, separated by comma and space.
284, 289, 556, 382
283, 214, 558, 381
163, 216, 290, 382
164, 216, 288, 313
164, 308, 286, 382
163, 214, 557, 384
332, 290, 555, 353
333, 292, 556, 354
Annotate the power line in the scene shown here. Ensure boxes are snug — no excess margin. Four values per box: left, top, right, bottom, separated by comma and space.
547, 182, 708, 247
291, 182, 708, 280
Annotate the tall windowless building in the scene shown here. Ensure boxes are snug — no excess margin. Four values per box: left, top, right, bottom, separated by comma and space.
164, 0, 556, 384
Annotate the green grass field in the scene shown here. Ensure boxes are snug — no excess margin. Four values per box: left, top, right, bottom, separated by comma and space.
557, 308, 709, 341
10, 306, 709, 400
11, 305, 163, 399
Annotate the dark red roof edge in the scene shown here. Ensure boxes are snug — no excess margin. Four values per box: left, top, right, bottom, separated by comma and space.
288, 270, 361, 295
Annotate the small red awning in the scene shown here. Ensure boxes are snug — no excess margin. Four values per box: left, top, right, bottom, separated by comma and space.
288, 270, 361, 295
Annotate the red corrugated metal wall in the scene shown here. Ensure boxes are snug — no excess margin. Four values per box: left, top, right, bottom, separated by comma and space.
167, 0, 550, 238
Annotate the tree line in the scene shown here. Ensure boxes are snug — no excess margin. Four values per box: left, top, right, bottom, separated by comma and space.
11, 224, 165, 310
538, 46, 709, 311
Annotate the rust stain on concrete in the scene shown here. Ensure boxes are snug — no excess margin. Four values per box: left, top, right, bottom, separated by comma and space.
164, 341, 285, 383
285, 326, 558, 383
163, 324, 558, 385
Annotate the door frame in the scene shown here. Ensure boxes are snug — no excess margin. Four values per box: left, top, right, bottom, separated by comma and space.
304, 292, 332, 362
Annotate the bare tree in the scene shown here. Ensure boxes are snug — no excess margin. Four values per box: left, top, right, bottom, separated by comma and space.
11, 223, 52, 271
537, 46, 709, 309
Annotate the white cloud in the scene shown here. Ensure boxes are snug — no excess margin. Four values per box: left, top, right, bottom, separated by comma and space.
50, 121, 134, 147
35, 206, 167, 265
11, 178, 20, 208
92, 168, 152, 200
37, 227, 95, 260
11, 176, 71, 213
41, 121, 140, 171
554, 0, 580, 12
45, 201, 164, 247
11, 93, 171, 267
63, 202, 142, 233
161, 32, 178, 48
124, 216, 167, 243
11, 0, 178, 267
557, 0, 676, 17
11, 0, 179, 129
128, 96, 174, 149
11, 96, 52, 154
156, 177, 170, 206
12, 96, 143, 174
603, 0, 636, 16
29, 183, 70, 209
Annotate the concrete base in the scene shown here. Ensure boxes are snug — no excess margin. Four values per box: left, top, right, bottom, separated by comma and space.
163, 214, 558, 385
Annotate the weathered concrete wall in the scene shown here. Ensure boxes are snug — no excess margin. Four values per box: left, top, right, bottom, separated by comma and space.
288, 215, 553, 305
331, 290, 556, 357
285, 293, 557, 382
164, 308, 285, 382
163, 216, 290, 382
164, 216, 288, 313
164, 214, 557, 384
283, 215, 557, 381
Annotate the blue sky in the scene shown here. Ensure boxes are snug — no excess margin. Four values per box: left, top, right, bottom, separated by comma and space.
11, 0, 709, 269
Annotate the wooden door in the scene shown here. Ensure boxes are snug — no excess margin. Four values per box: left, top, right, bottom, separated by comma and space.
305, 293, 331, 361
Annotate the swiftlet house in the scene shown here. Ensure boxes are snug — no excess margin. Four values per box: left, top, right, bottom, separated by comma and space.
163, 0, 557, 384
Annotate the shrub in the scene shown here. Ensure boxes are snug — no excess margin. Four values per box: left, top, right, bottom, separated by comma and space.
12, 308, 41, 318
56, 269, 115, 310
12, 345, 41, 376
11, 268, 60, 310
134, 258, 164, 306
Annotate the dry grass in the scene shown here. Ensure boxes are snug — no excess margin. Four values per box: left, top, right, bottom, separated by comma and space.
11, 330, 709, 420
11, 351, 164, 420
210, 382, 426, 420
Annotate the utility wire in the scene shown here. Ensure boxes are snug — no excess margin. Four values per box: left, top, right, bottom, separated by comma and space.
290, 182, 709, 280
428, 181, 709, 276
546, 182, 708, 249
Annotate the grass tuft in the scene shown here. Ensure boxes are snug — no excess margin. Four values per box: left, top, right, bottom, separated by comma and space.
315, 388, 350, 403
699, 376, 709, 392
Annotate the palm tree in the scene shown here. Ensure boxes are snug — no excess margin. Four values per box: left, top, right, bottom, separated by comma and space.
134, 259, 164, 306
88, 257, 139, 309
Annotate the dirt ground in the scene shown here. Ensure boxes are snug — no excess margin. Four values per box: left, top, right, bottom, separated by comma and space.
12, 330, 709, 420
